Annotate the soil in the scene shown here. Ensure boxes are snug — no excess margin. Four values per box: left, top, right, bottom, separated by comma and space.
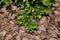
0, 3, 60, 40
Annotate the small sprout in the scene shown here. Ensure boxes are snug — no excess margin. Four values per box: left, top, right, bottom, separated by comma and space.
37, 15, 42, 19
32, 9, 34, 13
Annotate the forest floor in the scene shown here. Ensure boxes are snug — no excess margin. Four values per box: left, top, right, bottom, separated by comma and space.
0, 3, 60, 40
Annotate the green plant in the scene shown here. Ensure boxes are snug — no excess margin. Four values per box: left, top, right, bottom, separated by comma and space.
14, 0, 56, 33
0, 0, 10, 7
0, 0, 59, 33
15, 11, 38, 33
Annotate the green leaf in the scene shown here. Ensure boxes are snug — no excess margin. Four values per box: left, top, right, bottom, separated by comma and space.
42, 0, 52, 6
16, 21, 22, 25
0, 0, 3, 4
55, 0, 60, 2
4, 0, 10, 6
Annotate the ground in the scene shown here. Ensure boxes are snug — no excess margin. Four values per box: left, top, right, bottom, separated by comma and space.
0, 3, 60, 40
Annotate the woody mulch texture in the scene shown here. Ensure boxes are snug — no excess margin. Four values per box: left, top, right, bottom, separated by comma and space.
0, 3, 60, 40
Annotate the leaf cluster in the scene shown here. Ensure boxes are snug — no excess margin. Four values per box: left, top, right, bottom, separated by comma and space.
14, 0, 56, 33
0, 0, 10, 7
0, 0, 60, 33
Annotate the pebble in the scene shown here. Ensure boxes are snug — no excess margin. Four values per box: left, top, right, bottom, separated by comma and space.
52, 7, 55, 11
40, 32, 46, 39
54, 11, 60, 16
5, 34, 12, 40
49, 38, 57, 40
22, 37, 29, 40
2, 30, 7, 37
35, 36, 40, 40
39, 16, 47, 24
34, 30, 41, 35
16, 35, 21, 40
11, 5, 17, 11
10, 21, 14, 24
57, 7, 60, 11
39, 25, 46, 32
50, 34, 57, 38
53, 3, 60, 7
